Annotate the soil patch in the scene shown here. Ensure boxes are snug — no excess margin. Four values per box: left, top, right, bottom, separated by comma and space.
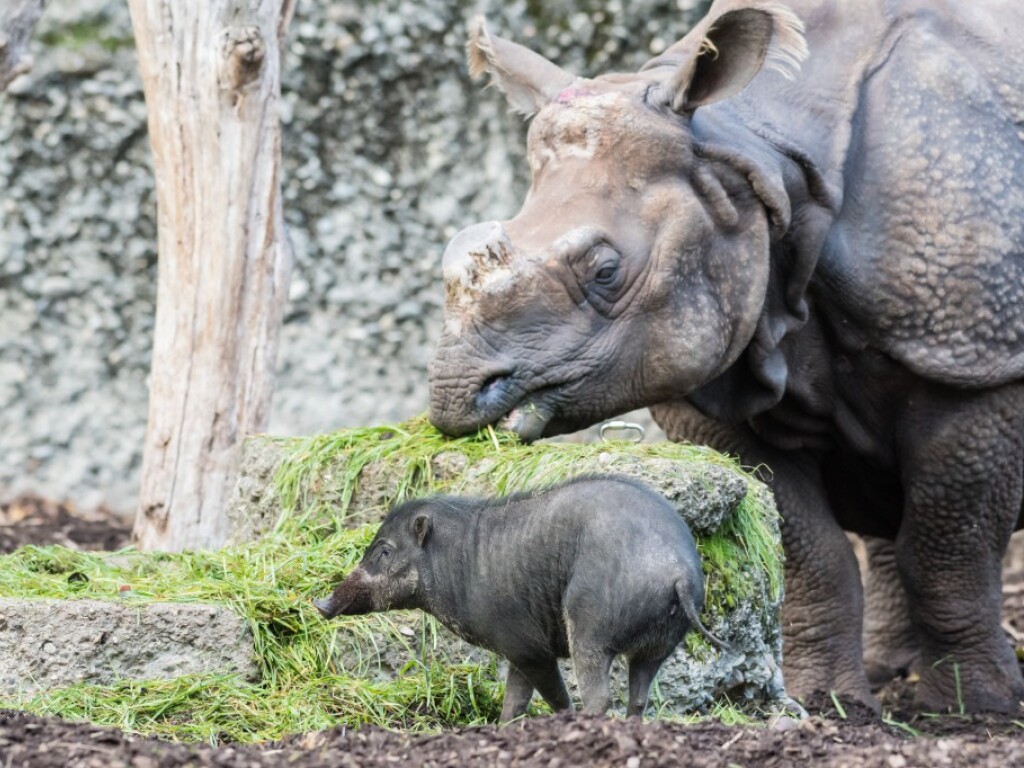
0, 495, 131, 554
1, 708, 1022, 768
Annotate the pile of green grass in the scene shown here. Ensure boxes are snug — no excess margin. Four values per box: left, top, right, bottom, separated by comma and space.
0, 416, 781, 744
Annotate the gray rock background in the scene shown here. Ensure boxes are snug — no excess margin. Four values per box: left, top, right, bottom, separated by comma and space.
0, 0, 709, 515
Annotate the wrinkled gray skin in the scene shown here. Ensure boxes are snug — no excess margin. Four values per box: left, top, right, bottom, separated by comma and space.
428, 0, 1024, 713
314, 476, 715, 720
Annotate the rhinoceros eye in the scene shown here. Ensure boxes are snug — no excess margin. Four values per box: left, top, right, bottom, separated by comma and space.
585, 244, 624, 297
568, 240, 626, 314
595, 264, 618, 285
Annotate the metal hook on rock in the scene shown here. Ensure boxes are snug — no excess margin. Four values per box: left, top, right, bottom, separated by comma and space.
598, 421, 646, 443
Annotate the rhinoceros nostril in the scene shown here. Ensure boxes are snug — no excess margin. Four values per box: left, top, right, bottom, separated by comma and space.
476, 374, 514, 409
480, 375, 505, 394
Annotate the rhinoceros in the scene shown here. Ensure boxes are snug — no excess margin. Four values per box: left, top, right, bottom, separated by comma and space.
426, 0, 1024, 713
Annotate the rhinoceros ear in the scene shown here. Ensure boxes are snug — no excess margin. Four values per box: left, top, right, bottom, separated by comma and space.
467, 16, 577, 117
647, 3, 807, 113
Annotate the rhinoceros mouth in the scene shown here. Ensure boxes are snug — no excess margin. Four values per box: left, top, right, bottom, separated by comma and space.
433, 369, 580, 440
497, 401, 555, 442
490, 380, 580, 442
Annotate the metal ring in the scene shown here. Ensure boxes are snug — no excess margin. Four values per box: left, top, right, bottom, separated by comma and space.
598, 420, 646, 443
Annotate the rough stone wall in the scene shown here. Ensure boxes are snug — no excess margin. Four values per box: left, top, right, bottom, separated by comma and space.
0, 0, 707, 514
0, 598, 257, 694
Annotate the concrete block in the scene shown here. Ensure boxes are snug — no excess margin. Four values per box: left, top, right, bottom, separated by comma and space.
0, 598, 256, 694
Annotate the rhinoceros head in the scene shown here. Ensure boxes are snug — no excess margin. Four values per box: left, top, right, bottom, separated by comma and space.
429, 4, 807, 440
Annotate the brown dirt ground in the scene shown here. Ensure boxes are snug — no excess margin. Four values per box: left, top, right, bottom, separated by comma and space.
0, 495, 132, 554
1, 496, 1022, 768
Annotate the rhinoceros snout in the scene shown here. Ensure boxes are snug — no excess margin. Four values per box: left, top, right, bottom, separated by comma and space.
442, 220, 512, 284
428, 364, 518, 437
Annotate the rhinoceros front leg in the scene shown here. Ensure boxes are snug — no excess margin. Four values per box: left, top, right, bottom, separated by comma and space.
769, 453, 877, 709
861, 536, 921, 687
896, 387, 1024, 713
650, 402, 876, 710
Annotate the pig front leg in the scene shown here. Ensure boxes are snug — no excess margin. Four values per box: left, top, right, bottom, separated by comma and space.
500, 658, 572, 723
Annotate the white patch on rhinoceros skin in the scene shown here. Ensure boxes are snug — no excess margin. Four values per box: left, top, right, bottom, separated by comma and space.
528, 91, 628, 171
527, 87, 690, 184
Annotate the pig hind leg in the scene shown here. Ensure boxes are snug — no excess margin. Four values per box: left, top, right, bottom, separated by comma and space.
505, 657, 572, 717
564, 587, 622, 713
500, 664, 536, 722
570, 643, 615, 714
626, 653, 669, 717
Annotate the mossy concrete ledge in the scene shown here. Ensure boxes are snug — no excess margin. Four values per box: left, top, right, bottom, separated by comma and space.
228, 425, 752, 543
227, 417, 786, 713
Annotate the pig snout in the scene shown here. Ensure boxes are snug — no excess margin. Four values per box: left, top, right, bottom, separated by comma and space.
312, 596, 335, 617
313, 567, 376, 619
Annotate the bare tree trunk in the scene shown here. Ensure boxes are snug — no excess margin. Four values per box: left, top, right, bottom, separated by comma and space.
128, 0, 296, 551
0, 0, 48, 90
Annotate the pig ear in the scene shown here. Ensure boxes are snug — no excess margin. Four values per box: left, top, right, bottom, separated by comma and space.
645, 3, 807, 112
466, 16, 577, 118
413, 514, 432, 547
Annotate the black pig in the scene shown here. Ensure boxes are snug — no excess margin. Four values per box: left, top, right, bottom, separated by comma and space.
313, 475, 721, 720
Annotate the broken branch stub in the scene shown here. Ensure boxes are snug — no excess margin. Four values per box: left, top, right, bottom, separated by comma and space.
220, 25, 266, 94
0, 0, 48, 91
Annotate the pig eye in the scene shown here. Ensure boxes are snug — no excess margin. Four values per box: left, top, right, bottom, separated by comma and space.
378, 545, 392, 560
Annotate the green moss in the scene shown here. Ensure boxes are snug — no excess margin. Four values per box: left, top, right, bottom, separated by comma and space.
272, 414, 758, 524
0, 416, 780, 743
38, 20, 135, 53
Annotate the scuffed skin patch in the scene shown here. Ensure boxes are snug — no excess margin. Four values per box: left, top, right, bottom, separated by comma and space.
442, 271, 519, 337
444, 240, 515, 297
529, 91, 628, 171
442, 235, 522, 336
525, 84, 690, 183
